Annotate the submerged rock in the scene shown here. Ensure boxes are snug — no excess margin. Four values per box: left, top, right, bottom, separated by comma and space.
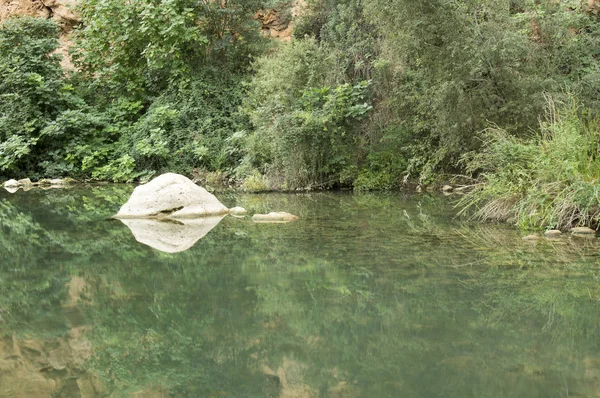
229, 206, 248, 216
130, 386, 170, 398
0, 369, 56, 398
0, 328, 95, 398
252, 212, 299, 223
120, 216, 224, 253
114, 173, 229, 219
570, 227, 596, 235
522, 234, 541, 241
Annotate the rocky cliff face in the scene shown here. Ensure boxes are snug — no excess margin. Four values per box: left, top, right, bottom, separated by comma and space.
255, 0, 305, 41
0, 0, 79, 29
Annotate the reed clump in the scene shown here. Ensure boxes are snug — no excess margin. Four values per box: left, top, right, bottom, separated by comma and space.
459, 96, 600, 231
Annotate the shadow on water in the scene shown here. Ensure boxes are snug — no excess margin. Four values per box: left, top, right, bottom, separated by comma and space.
1, 187, 600, 397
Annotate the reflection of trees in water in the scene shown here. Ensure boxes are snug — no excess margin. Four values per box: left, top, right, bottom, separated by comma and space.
1, 190, 600, 396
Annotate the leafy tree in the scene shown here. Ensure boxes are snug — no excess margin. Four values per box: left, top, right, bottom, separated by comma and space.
72, 0, 268, 99
362, 0, 600, 183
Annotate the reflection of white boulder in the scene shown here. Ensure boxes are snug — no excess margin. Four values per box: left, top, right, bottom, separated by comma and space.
120, 216, 224, 253
4, 186, 19, 194
114, 173, 229, 219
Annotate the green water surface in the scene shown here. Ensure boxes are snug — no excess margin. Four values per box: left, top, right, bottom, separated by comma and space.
1, 186, 600, 397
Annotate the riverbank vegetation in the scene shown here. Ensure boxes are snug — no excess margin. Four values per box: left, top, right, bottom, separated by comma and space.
2, 0, 600, 229
459, 97, 600, 231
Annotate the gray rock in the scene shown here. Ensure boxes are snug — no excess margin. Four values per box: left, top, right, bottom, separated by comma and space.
544, 230, 562, 236
3, 179, 20, 188
252, 212, 299, 223
50, 179, 65, 186
229, 207, 248, 216
119, 216, 224, 253
114, 173, 229, 219
17, 178, 33, 186
570, 227, 596, 235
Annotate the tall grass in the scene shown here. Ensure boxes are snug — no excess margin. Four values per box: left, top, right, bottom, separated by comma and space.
458, 96, 600, 231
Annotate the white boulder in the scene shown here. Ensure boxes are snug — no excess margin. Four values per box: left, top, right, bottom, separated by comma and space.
114, 173, 229, 219
3, 179, 20, 188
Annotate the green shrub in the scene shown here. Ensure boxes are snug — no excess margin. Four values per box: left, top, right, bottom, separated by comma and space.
116, 69, 251, 177
353, 136, 408, 191
242, 171, 270, 192
243, 38, 373, 188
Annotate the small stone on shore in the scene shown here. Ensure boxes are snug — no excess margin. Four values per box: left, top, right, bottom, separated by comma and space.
570, 227, 596, 235
544, 230, 562, 236
17, 178, 32, 186
229, 207, 248, 216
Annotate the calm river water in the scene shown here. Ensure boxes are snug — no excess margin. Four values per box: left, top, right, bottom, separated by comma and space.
1, 186, 600, 397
